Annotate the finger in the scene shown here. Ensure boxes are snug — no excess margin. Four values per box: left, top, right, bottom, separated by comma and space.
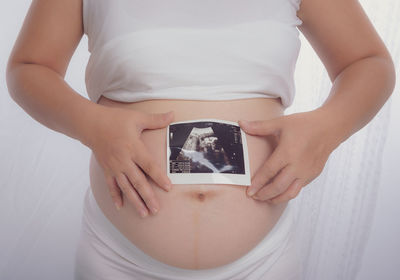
238, 118, 281, 137
124, 161, 160, 215
253, 164, 296, 201
267, 178, 304, 205
247, 146, 287, 197
138, 111, 175, 130
115, 172, 149, 218
105, 174, 123, 210
133, 140, 172, 192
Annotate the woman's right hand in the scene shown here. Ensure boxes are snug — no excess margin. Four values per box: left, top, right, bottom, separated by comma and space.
85, 106, 175, 218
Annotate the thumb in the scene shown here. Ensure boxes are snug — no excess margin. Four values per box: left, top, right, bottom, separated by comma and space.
140, 111, 175, 130
238, 118, 281, 136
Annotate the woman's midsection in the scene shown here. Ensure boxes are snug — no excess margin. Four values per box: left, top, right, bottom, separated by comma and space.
90, 95, 289, 270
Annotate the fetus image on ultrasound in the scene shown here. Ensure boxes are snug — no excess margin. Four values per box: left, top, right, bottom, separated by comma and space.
168, 121, 245, 174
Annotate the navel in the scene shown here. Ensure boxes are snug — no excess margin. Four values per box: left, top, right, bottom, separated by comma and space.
197, 193, 205, 201
184, 190, 219, 202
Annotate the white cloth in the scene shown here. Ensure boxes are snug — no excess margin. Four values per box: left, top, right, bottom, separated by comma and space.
74, 187, 303, 280
82, 0, 302, 108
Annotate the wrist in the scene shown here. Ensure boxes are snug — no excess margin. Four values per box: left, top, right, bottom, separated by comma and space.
76, 101, 110, 148
310, 106, 350, 151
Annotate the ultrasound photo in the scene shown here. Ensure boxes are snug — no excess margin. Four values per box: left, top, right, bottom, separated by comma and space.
166, 119, 251, 186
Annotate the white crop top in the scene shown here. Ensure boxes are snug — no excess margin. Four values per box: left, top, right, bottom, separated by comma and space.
82, 0, 303, 108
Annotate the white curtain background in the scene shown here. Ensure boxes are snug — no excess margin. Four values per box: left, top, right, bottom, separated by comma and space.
0, 1, 399, 280
288, 0, 399, 278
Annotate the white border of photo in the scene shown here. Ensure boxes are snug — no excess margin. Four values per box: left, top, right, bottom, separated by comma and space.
166, 118, 251, 186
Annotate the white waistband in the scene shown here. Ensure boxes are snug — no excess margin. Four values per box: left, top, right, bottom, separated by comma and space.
82, 186, 295, 279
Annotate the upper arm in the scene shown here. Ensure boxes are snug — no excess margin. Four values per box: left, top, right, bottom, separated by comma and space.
6, 0, 84, 78
296, 0, 393, 82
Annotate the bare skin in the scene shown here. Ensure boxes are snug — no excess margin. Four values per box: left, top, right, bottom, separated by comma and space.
6, 0, 395, 212
242, 0, 396, 202
6, 0, 396, 269
89, 96, 288, 268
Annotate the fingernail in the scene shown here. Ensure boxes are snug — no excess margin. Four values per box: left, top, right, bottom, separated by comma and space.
247, 188, 257, 197
165, 183, 172, 191
140, 209, 148, 218
115, 202, 121, 211
151, 199, 160, 214
240, 120, 250, 126
151, 207, 159, 214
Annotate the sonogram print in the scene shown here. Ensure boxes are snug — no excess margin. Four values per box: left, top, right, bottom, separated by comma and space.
168, 121, 245, 174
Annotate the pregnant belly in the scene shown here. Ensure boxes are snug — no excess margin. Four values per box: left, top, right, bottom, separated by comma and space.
90, 95, 289, 270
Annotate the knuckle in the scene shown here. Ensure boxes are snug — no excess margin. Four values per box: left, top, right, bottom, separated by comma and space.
138, 155, 152, 172
265, 181, 281, 195
116, 176, 129, 192
262, 183, 274, 195
262, 164, 276, 178
269, 189, 282, 199
131, 144, 145, 161
108, 182, 119, 194
301, 178, 311, 187
275, 183, 287, 193
133, 181, 144, 192
116, 172, 125, 181
287, 181, 302, 199
250, 173, 262, 188
107, 181, 117, 193
130, 171, 151, 193
145, 161, 155, 174
128, 175, 139, 187
154, 171, 166, 186
119, 183, 128, 193
254, 188, 267, 200
309, 166, 322, 179
287, 191, 298, 199
110, 192, 121, 203
124, 187, 143, 208
109, 191, 118, 199
125, 169, 139, 186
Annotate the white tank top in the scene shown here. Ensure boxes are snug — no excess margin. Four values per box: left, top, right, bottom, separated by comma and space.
82, 0, 302, 108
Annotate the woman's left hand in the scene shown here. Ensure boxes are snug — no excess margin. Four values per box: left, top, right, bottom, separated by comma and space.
238, 109, 343, 204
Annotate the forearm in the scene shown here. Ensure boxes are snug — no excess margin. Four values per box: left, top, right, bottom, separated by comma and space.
315, 55, 396, 146
6, 62, 104, 147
